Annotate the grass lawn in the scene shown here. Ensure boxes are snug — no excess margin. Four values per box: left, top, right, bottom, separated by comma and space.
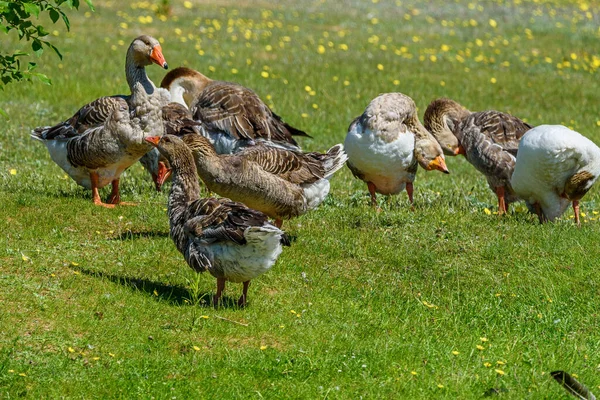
2, 0, 600, 397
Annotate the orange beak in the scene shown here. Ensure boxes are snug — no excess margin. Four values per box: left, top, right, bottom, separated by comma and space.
428, 155, 450, 174
156, 161, 172, 191
145, 136, 161, 146
150, 45, 168, 69
454, 145, 466, 156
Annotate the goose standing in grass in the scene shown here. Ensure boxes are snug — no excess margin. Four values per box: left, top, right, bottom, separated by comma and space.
424, 98, 532, 214
160, 66, 309, 154
145, 134, 290, 307
344, 93, 449, 208
31, 35, 169, 206
510, 125, 600, 226
31, 83, 167, 207
177, 134, 347, 228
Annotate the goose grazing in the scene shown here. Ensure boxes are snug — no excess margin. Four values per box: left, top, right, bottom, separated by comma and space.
145, 134, 290, 307
139, 102, 201, 191
177, 134, 347, 228
31, 35, 169, 206
160, 66, 310, 154
344, 93, 449, 208
31, 83, 166, 207
424, 98, 533, 214
510, 125, 600, 226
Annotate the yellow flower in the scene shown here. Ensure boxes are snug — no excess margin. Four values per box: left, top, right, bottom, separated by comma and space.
452, 350, 460, 355
9, 169, 16, 175
496, 360, 505, 365
184, 1, 193, 8
441, 44, 450, 52
231, 68, 238, 74
489, 19, 497, 28
193, 346, 201, 351
484, 208, 492, 215
377, 64, 384, 71
260, 345, 268, 350
484, 362, 492, 367
495, 369, 505, 376
317, 45, 325, 54
476, 345, 485, 350
68, 347, 75, 353
21, 253, 31, 262
437, 384, 444, 388
411, 371, 418, 376
153, 290, 158, 296
440, 81, 446, 86
261, 71, 269, 78
480, 337, 488, 342
490, 77, 497, 84
18, 373, 26, 377
200, 315, 209, 319
393, 79, 400, 85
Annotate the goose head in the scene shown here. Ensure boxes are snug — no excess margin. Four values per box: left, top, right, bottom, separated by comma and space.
160, 67, 212, 108
128, 35, 168, 69
414, 131, 450, 174
424, 98, 471, 156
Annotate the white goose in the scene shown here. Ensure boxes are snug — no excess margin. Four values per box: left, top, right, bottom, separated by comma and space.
344, 93, 449, 207
511, 125, 600, 226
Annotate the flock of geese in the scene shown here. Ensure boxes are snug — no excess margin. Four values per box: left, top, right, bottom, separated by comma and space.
30, 35, 600, 306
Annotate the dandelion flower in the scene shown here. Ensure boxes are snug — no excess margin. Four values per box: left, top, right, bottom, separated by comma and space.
377, 64, 384, 71
411, 371, 418, 376
261, 71, 269, 78
452, 350, 460, 355
495, 369, 505, 376
484, 362, 492, 367
260, 345, 268, 350
476, 345, 485, 350
484, 208, 492, 215
490, 77, 497, 84
184, 1, 193, 8
489, 19, 497, 28
193, 346, 201, 351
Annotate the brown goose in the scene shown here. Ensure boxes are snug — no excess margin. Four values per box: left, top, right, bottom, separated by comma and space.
145, 134, 290, 307
139, 102, 201, 191
160, 66, 309, 154
344, 93, 449, 208
31, 35, 168, 206
424, 98, 533, 214
174, 134, 347, 227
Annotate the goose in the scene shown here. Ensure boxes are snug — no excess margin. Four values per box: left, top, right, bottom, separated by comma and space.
145, 134, 290, 306
31, 83, 167, 207
424, 98, 533, 214
344, 92, 449, 208
511, 125, 600, 226
159, 66, 309, 154
31, 35, 169, 206
176, 134, 347, 228
139, 102, 201, 191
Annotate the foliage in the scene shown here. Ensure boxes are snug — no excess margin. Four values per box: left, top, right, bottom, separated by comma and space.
0, 0, 94, 91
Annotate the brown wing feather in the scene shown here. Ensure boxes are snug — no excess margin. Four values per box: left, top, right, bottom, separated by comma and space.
470, 111, 533, 156
191, 81, 305, 145
34, 96, 128, 140
162, 102, 201, 136
240, 144, 325, 184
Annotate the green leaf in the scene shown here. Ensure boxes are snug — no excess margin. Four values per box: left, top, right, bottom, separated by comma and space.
32, 72, 51, 85
84, 0, 95, 12
47, 42, 63, 59
49, 9, 60, 23
23, 2, 41, 18
32, 39, 43, 56
0, 107, 9, 119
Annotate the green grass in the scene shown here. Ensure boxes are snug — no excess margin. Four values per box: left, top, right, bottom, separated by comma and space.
2, 0, 600, 397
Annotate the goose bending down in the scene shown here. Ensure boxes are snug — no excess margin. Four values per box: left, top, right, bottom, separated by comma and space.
424, 98, 532, 214
31, 83, 167, 207
139, 102, 201, 191
173, 134, 348, 228
145, 134, 290, 306
31, 35, 169, 206
160, 66, 309, 154
511, 125, 600, 226
344, 93, 449, 207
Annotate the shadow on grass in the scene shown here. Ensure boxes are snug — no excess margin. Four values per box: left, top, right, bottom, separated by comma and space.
74, 267, 244, 309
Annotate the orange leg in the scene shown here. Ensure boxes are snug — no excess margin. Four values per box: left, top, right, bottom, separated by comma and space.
367, 181, 377, 206
238, 281, 250, 307
496, 186, 506, 215
90, 172, 115, 208
213, 277, 226, 307
107, 179, 121, 204
406, 182, 414, 208
573, 200, 581, 227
